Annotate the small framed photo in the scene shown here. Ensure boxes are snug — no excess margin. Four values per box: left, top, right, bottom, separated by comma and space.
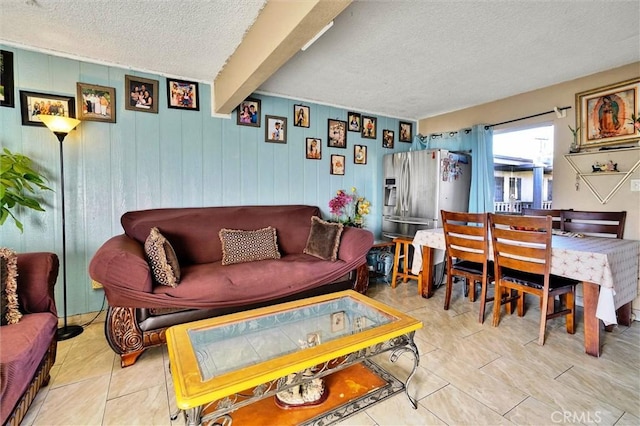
1, 50, 15, 108
125, 75, 158, 113
167, 78, 199, 111
328, 118, 347, 148
383, 129, 395, 148
306, 332, 322, 347
347, 112, 361, 132
354, 144, 367, 164
20, 91, 75, 127
399, 121, 412, 142
354, 316, 367, 332
237, 97, 261, 127
330, 154, 345, 175
77, 83, 116, 123
293, 104, 310, 128
265, 115, 287, 143
306, 137, 322, 159
362, 116, 377, 139
331, 311, 345, 332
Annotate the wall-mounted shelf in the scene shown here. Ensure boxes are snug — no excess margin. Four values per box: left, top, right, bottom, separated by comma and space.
564, 146, 640, 204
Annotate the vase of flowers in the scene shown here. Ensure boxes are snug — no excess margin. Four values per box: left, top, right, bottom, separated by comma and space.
328, 187, 370, 227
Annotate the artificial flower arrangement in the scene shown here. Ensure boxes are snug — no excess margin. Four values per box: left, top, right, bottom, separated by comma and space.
328, 187, 371, 227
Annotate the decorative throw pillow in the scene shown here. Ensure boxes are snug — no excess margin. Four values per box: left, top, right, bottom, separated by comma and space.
303, 216, 344, 261
219, 227, 281, 266
144, 227, 181, 287
1, 247, 22, 325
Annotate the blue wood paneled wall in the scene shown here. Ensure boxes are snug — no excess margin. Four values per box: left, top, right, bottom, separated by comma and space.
0, 46, 414, 316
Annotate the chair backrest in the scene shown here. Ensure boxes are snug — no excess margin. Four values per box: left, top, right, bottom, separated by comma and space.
522, 208, 565, 229
488, 213, 552, 279
560, 210, 626, 239
441, 210, 488, 265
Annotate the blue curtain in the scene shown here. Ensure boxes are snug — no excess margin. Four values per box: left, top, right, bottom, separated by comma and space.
412, 124, 494, 213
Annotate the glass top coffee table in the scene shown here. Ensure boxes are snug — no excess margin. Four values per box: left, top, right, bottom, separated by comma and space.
166, 290, 422, 425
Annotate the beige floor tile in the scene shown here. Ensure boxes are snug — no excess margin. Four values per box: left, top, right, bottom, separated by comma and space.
616, 412, 640, 426
334, 411, 378, 426
103, 384, 172, 425
108, 345, 167, 399
365, 393, 446, 426
51, 331, 115, 387
420, 385, 512, 425
504, 396, 576, 426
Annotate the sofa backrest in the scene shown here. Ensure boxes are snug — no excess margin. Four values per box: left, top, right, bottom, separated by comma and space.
121, 205, 321, 265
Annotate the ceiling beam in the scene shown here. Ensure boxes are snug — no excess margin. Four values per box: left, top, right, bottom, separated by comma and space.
213, 0, 352, 115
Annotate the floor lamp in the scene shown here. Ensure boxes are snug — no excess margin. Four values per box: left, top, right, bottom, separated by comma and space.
38, 114, 83, 341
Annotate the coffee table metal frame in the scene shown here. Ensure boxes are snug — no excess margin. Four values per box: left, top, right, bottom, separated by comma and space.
166, 290, 422, 425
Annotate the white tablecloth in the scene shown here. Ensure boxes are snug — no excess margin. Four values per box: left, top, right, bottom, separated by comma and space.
412, 228, 640, 325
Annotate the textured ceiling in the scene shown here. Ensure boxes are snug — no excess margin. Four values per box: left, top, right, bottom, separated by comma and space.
1, 0, 639, 121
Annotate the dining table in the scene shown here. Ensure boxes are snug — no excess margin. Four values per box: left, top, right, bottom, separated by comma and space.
411, 228, 640, 357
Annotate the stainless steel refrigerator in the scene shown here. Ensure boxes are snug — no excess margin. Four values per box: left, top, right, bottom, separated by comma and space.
382, 149, 471, 239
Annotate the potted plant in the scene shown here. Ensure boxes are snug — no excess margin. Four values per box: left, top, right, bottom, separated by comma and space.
0, 148, 52, 232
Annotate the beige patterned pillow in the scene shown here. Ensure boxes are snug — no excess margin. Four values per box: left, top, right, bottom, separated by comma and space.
219, 227, 281, 266
144, 227, 181, 287
303, 216, 343, 261
1, 247, 22, 325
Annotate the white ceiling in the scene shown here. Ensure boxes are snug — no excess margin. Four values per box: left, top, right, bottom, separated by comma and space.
1, 0, 639, 121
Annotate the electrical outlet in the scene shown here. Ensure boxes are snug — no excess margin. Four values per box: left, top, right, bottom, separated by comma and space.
631, 179, 640, 192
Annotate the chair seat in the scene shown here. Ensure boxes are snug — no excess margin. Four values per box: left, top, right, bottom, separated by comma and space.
501, 268, 578, 290
452, 260, 494, 276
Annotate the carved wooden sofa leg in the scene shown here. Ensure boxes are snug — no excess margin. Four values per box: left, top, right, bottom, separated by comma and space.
105, 306, 146, 368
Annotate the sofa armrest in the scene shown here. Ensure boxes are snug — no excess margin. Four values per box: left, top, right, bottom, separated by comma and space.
337, 227, 374, 263
16, 252, 59, 316
89, 235, 154, 305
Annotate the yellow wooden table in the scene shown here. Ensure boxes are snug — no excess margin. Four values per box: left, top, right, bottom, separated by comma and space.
166, 290, 422, 425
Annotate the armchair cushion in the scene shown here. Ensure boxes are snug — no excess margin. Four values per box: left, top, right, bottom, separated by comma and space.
1, 248, 21, 325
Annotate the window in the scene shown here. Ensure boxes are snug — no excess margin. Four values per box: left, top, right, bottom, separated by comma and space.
508, 177, 522, 200
494, 177, 504, 202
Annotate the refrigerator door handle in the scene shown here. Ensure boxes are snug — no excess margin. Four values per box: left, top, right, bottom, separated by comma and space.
401, 156, 410, 215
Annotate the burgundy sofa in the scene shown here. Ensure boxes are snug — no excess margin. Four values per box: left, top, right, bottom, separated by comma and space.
89, 205, 374, 367
0, 252, 59, 426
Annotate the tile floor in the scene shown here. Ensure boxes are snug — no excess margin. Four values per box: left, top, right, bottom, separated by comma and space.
22, 279, 640, 425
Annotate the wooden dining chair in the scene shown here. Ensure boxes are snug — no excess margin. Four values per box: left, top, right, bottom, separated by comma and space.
521, 208, 565, 230
560, 210, 626, 239
488, 213, 578, 345
441, 210, 494, 323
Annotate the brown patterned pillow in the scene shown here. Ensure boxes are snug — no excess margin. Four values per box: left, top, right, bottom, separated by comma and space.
303, 216, 343, 261
144, 227, 181, 287
1, 247, 22, 325
219, 227, 281, 266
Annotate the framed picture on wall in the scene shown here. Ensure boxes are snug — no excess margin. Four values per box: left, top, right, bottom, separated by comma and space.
19, 90, 76, 127
293, 104, 310, 127
348, 112, 361, 132
330, 154, 345, 175
265, 115, 287, 143
399, 121, 412, 142
306, 137, 322, 159
383, 129, 395, 148
237, 97, 261, 127
77, 83, 116, 123
124, 75, 158, 113
0, 50, 15, 108
576, 77, 639, 149
354, 144, 367, 164
328, 119, 347, 148
167, 78, 199, 111
361, 116, 376, 139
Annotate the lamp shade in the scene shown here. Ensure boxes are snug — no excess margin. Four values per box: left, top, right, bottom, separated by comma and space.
38, 115, 81, 134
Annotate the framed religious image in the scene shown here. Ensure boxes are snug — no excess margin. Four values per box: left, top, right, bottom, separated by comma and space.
1, 50, 15, 108
167, 78, 199, 111
306, 137, 322, 159
347, 111, 361, 132
293, 104, 310, 127
124, 75, 158, 113
576, 77, 640, 149
399, 121, 412, 142
330, 311, 345, 332
237, 97, 261, 127
354, 144, 367, 164
327, 118, 347, 148
19, 91, 75, 127
361, 115, 377, 139
383, 129, 395, 148
265, 115, 287, 143
76, 83, 116, 123
330, 154, 345, 175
